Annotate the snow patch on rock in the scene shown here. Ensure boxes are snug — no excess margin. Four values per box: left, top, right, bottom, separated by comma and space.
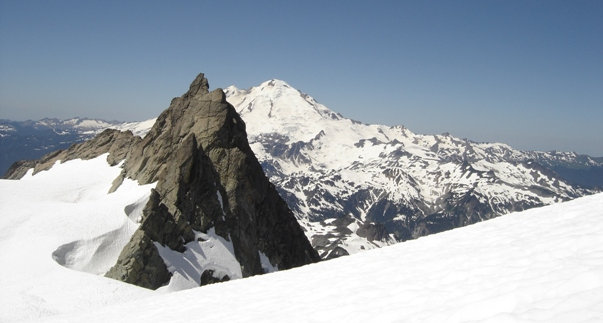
154, 227, 242, 292
258, 251, 278, 273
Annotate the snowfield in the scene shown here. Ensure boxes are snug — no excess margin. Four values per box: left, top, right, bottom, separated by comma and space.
0, 155, 602, 322
0, 156, 156, 322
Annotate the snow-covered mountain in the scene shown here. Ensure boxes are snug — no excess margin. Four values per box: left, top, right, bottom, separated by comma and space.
3, 80, 601, 259
2, 159, 602, 322
0, 117, 155, 176
223, 80, 600, 257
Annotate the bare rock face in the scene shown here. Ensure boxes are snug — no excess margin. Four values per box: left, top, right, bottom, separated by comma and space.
105, 73, 319, 288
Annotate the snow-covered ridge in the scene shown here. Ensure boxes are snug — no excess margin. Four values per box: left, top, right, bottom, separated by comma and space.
62, 117, 157, 138
35, 117, 114, 131
109, 118, 157, 138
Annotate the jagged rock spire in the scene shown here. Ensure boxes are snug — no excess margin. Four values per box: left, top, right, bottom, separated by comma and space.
105, 73, 320, 289
184, 72, 210, 98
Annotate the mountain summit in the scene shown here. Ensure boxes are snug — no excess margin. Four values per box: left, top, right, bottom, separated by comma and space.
105, 73, 319, 288
224, 79, 343, 144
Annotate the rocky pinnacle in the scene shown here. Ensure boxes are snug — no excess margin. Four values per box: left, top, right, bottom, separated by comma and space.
105, 73, 319, 288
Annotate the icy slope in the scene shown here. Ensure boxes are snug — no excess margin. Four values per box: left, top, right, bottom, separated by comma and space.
40, 193, 603, 323
224, 80, 595, 257
0, 155, 156, 322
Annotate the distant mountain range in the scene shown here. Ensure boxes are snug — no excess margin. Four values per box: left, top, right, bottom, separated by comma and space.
0, 118, 154, 176
2, 80, 602, 258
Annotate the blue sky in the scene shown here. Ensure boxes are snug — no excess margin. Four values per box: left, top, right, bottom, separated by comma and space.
0, 1, 601, 156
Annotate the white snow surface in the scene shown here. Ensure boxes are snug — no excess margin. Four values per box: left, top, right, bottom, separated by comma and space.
258, 250, 278, 273
0, 155, 156, 322
71, 119, 114, 130
21, 192, 603, 323
110, 118, 157, 138
154, 228, 242, 292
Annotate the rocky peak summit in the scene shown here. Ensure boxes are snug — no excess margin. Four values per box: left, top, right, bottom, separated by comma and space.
183, 72, 210, 98
103, 73, 320, 289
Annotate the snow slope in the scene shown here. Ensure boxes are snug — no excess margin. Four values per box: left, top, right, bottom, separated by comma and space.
32, 193, 603, 323
0, 155, 156, 322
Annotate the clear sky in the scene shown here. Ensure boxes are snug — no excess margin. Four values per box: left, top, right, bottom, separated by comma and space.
0, 0, 601, 156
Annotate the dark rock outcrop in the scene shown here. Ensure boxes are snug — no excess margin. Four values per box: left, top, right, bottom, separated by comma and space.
104, 229, 172, 289
200, 269, 231, 285
105, 73, 319, 288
